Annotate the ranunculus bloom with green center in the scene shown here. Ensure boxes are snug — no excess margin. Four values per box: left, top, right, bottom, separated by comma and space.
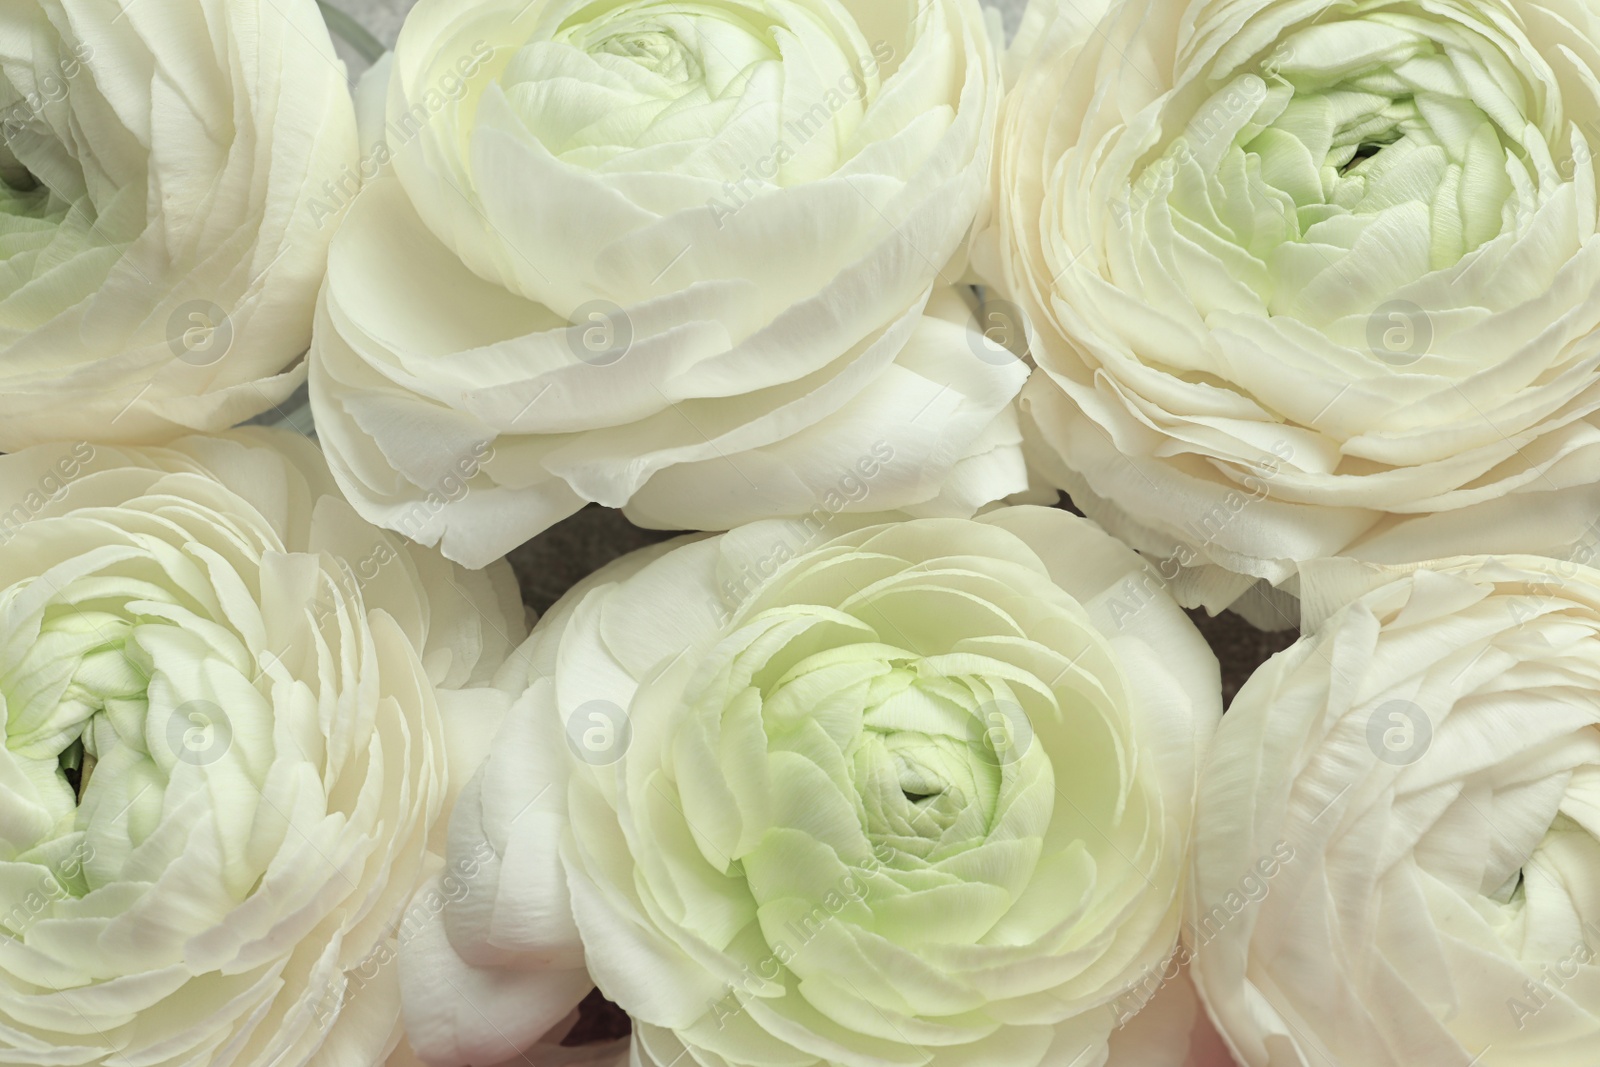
0, 0, 357, 449
0, 430, 526, 1067
399, 508, 1221, 1067
311, 0, 1027, 569
980, 0, 1600, 622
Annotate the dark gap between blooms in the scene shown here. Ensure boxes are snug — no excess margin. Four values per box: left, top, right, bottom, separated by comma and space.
567, 989, 632, 1045
1186, 609, 1299, 707
501, 495, 1299, 1051
507, 502, 1299, 729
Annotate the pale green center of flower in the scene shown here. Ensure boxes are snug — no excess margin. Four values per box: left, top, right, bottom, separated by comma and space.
2, 603, 151, 900
592, 28, 705, 83
0, 136, 77, 297
7, 609, 146, 775
502, 3, 779, 161
554, 2, 780, 84
495, 0, 882, 184
662, 547, 1149, 1037
844, 667, 1004, 862
0, 152, 56, 216
1127, 9, 1569, 325
738, 641, 1036, 877
0, 62, 137, 319
0, 563, 263, 909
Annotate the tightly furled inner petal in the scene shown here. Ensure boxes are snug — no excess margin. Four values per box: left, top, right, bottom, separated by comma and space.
500, 0, 878, 180
1127, 5, 1568, 327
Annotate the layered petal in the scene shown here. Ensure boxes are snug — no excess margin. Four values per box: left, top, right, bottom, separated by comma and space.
1190, 554, 1600, 1065
311, 0, 1026, 568
0, 0, 358, 447
0, 429, 526, 1067
981, 0, 1600, 615
405, 507, 1222, 1066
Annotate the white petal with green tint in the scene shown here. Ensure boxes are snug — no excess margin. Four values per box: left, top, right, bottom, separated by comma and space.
0, 431, 525, 1067
310, 0, 1027, 568
414, 508, 1222, 1067
985, 0, 1600, 614
0, 0, 358, 448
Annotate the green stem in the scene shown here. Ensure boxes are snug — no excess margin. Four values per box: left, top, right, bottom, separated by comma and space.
317, 1, 386, 65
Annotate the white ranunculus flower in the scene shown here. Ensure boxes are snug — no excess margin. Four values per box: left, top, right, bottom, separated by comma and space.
1190, 554, 1600, 1065
0, 429, 528, 1066
0, 0, 358, 449
979, 0, 1600, 620
399, 507, 1221, 1067
310, 0, 1027, 570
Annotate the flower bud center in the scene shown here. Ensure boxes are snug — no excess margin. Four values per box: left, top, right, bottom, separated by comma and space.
835, 668, 1008, 862
1123, 9, 1570, 324
7, 608, 148, 781
0, 138, 63, 227
0, 146, 38, 193
596, 29, 702, 83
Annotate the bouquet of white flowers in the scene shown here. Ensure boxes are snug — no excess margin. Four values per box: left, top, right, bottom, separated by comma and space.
1, 2, 1595, 1066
